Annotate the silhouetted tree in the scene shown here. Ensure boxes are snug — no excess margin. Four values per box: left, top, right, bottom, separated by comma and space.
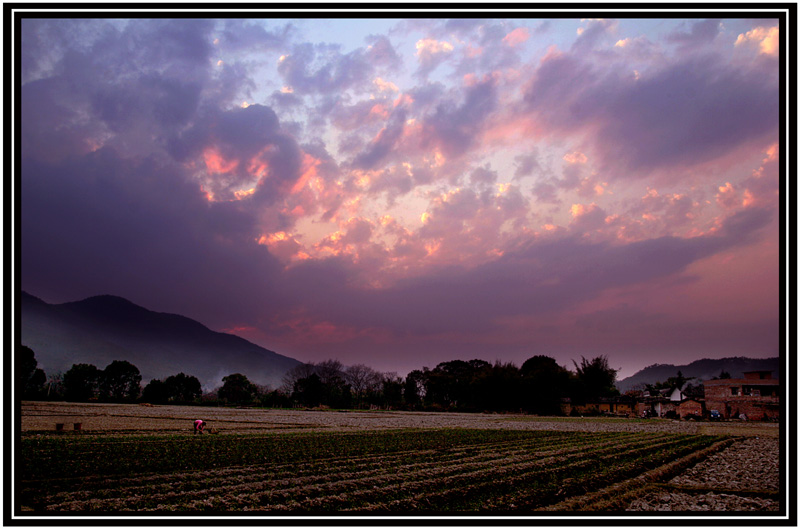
520, 355, 571, 415
403, 369, 426, 408
164, 373, 202, 403
100, 360, 142, 402
316, 359, 346, 385
63, 363, 101, 402
259, 388, 292, 408
344, 364, 382, 408
219, 373, 258, 405
20, 346, 46, 400
571, 355, 619, 403
474, 361, 523, 412
381, 374, 404, 409
311, 360, 352, 408
281, 363, 317, 394
293, 373, 325, 407
322, 376, 352, 409
424, 359, 491, 410
141, 379, 170, 404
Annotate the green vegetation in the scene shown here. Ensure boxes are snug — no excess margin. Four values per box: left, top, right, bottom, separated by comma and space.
21, 428, 725, 513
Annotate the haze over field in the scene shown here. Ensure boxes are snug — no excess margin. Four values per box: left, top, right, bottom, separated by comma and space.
18, 12, 784, 379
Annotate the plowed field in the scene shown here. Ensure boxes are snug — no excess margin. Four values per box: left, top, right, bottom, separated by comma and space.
18, 402, 782, 515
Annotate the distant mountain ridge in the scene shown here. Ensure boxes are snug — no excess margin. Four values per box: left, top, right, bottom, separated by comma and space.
20, 292, 302, 390
616, 356, 780, 392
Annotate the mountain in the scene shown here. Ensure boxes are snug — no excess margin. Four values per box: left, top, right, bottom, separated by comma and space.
20, 292, 302, 390
615, 356, 781, 392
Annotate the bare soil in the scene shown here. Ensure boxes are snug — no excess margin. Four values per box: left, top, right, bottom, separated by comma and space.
626, 437, 780, 512
20, 401, 783, 514
21, 401, 779, 437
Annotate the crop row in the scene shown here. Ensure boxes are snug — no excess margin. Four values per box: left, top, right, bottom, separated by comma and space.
35, 429, 636, 499
41, 432, 663, 510
23, 428, 561, 480
22, 429, 721, 513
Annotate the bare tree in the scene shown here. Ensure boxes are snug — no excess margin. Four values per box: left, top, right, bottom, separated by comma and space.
281, 363, 317, 394
316, 359, 346, 385
344, 364, 382, 408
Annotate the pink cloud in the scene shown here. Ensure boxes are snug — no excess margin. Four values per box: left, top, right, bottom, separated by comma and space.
735, 25, 779, 57
503, 27, 530, 47
715, 182, 741, 210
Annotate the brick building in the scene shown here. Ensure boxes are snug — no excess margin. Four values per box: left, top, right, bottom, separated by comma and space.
676, 398, 703, 419
703, 370, 779, 420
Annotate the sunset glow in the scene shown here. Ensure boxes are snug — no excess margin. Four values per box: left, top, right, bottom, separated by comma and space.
19, 13, 785, 379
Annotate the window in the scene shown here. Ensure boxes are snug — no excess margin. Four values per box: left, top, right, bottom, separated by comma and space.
731, 387, 740, 396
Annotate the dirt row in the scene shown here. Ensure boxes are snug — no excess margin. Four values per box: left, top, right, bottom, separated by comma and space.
20, 401, 783, 514
627, 437, 781, 512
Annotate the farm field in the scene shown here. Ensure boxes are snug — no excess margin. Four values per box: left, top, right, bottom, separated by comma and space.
23, 400, 779, 436
18, 402, 782, 515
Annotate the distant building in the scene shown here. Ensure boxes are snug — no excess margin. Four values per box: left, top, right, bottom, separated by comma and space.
557, 371, 779, 421
560, 396, 636, 417
703, 370, 779, 420
676, 398, 703, 419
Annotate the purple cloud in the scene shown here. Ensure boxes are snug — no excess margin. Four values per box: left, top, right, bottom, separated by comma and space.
18, 15, 783, 379
277, 41, 382, 96
422, 76, 497, 158
666, 19, 722, 49
351, 109, 407, 170
523, 51, 778, 175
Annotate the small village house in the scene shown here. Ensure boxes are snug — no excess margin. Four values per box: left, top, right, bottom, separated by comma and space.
703, 370, 779, 420
560, 370, 780, 421
676, 398, 703, 419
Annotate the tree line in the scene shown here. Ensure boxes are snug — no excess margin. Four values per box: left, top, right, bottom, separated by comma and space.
20, 345, 621, 414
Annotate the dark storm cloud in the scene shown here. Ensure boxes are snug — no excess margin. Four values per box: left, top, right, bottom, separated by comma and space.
20, 148, 284, 326
21, 19, 220, 161
21, 75, 95, 162
90, 74, 202, 132
595, 55, 778, 171
523, 52, 778, 174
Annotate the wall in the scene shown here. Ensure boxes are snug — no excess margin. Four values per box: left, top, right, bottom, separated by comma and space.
703, 378, 779, 420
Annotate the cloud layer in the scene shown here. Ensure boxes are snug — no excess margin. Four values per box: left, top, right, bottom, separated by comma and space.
19, 16, 783, 378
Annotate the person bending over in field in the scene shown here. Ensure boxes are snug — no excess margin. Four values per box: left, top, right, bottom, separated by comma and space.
193, 419, 207, 434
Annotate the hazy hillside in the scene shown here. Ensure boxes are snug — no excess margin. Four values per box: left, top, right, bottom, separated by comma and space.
20, 292, 302, 390
616, 356, 780, 392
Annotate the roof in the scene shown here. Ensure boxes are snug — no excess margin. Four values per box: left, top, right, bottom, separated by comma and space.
704, 378, 779, 386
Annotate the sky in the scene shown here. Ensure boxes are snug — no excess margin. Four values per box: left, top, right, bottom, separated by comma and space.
17, 12, 785, 380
